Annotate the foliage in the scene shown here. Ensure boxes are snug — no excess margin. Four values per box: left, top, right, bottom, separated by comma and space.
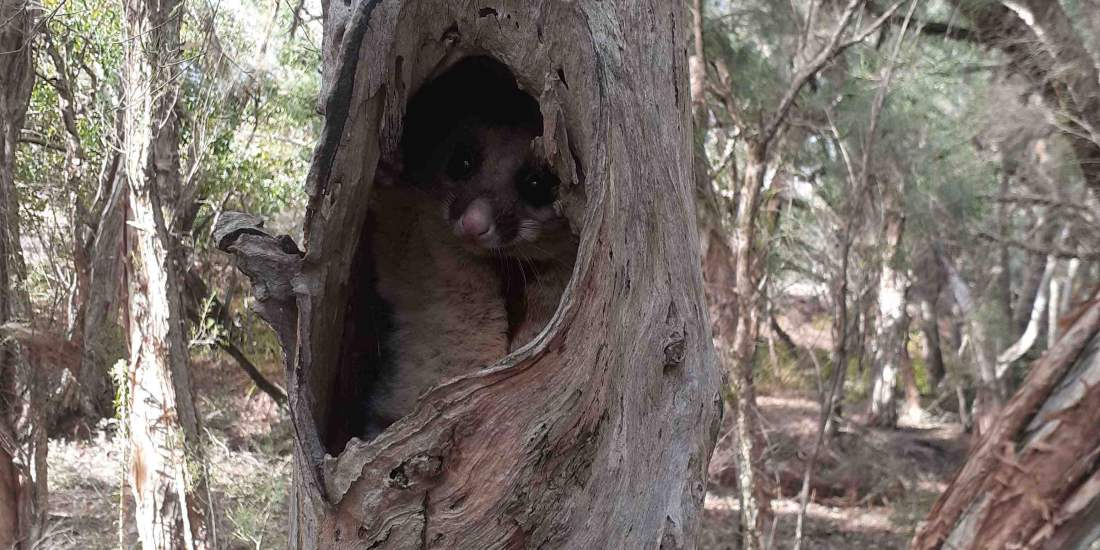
14, 0, 320, 364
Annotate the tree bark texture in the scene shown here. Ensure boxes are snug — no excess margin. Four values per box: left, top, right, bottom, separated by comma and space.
938, 247, 1003, 437
121, 0, 214, 545
727, 140, 772, 549
217, 1, 722, 548
911, 297, 1100, 550
77, 159, 126, 419
868, 207, 911, 427
0, 0, 44, 547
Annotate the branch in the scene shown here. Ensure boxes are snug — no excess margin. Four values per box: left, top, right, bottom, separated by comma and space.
215, 336, 287, 407
867, 1, 978, 42
183, 268, 287, 408
42, 30, 86, 161
994, 255, 1055, 376
986, 192, 1096, 213
17, 132, 65, 152
977, 231, 1100, 261
763, 0, 905, 147
853, 0, 918, 198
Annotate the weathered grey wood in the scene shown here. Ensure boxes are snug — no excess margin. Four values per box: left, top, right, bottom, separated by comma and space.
220, 0, 721, 548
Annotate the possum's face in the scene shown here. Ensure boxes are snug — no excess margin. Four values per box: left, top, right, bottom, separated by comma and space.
420, 120, 568, 258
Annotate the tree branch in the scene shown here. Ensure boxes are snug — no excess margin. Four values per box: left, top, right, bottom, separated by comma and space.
17, 133, 65, 152
977, 231, 1100, 261
184, 268, 287, 408
867, 1, 978, 42
763, 0, 905, 147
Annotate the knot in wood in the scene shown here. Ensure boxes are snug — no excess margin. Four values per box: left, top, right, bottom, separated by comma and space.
663, 332, 686, 371
441, 26, 461, 47
386, 454, 443, 489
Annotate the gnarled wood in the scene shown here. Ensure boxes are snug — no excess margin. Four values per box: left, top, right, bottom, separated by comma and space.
218, 1, 721, 548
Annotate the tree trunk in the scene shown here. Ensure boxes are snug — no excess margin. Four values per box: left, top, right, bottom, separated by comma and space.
995, 167, 1014, 332
216, 1, 721, 548
727, 140, 773, 549
691, 4, 773, 547
1012, 235, 1054, 338
937, 247, 1003, 437
121, 0, 214, 546
995, 254, 1056, 378
0, 0, 45, 547
1053, 259, 1081, 341
867, 195, 912, 427
77, 155, 126, 419
919, 294, 946, 390
911, 297, 1100, 550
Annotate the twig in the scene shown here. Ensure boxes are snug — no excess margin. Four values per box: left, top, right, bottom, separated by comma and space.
184, 270, 288, 407
793, 1, 921, 547
976, 231, 1100, 261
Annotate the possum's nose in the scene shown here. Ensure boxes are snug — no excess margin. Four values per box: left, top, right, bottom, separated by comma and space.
457, 198, 493, 238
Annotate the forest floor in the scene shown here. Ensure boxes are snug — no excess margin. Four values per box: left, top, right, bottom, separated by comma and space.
41, 358, 966, 550
700, 395, 966, 549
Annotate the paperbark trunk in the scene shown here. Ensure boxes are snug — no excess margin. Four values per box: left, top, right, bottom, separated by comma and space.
121, 0, 213, 545
868, 209, 912, 427
727, 140, 773, 549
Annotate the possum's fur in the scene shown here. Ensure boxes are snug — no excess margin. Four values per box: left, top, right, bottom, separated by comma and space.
367, 184, 510, 427
364, 57, 577, 433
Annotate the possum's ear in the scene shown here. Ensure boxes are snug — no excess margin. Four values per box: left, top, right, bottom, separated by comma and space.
374, 158, 402, 187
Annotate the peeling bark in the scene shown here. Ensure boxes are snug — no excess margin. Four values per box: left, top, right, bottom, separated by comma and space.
121, 0, 214, 545
912, 298, 1100, 549
0, 0, 44, 546
218, 1, 721, 548
868, 208, 911, 428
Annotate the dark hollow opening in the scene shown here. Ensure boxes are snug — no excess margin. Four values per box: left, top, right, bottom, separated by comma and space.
325, 56, 572, 454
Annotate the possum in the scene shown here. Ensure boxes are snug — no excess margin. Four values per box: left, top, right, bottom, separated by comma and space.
367, 116, 577, 430
427, 118, 577, 351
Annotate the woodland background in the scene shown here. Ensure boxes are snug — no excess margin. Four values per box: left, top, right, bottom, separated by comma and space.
1, 0, 1099, 548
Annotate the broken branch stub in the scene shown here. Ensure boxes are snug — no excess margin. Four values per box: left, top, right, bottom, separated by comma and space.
213, 212, 302, 359
216, 0, 722, 547
213, 212, 328, 495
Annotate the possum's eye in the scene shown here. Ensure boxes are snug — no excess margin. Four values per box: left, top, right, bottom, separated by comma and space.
446, 142, 478, 181
517, 168, 558, 207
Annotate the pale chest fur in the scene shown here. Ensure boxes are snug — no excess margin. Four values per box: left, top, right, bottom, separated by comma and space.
508, 259, 574, 352
369, 187, 509, 424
